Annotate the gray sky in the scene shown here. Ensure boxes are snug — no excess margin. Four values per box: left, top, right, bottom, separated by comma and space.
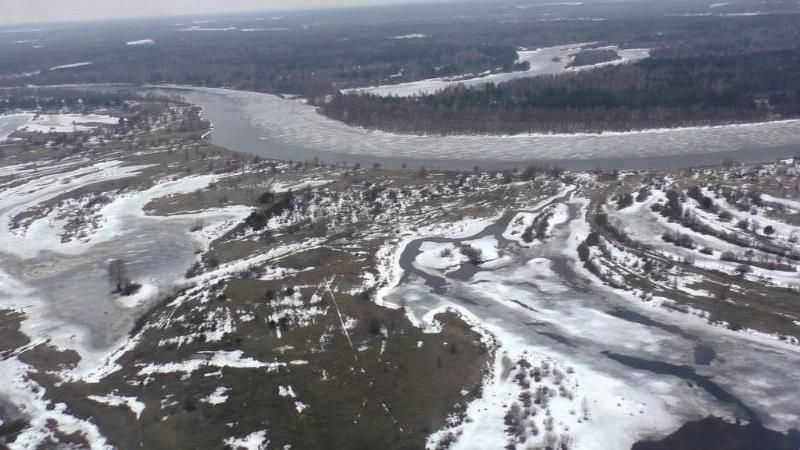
0, 0, 434, 26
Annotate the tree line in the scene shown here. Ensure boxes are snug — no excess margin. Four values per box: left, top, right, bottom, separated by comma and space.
320, 49, 800, 134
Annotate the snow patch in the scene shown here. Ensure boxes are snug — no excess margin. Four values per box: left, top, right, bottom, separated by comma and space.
48, 62, 93, 71
88, 393, 146, 419
126, 39, 155, 46
224, 430, 269, 450
201, 387, 230, 405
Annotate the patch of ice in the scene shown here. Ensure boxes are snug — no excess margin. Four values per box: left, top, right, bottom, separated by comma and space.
126, 39, 155, 46
391, 33, 427, 39
48, 62, 93, 71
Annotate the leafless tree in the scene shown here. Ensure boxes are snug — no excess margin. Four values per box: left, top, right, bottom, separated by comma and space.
108, 258, 130, 293
581, 397, 590, 420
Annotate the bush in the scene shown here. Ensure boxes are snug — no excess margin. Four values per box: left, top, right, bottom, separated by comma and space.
461, 244, 483, 264
258, 191, 275, 204
635, 187, 650, 202
521, 225, 534, 243
577, 242, 590, 261
663, 189, 684, 221
245, 210, 268, 230
368, 317, 382, 335
662, 231, 695, 248
617, 193, 634, 210
520, 164, 543, 180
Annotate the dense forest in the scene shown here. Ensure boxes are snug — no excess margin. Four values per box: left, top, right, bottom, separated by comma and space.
2, 6, 800, 98
0, 24, 521, 97
1, 2, 800, 132
320, 49, 800, 134
0, 88, 133, 112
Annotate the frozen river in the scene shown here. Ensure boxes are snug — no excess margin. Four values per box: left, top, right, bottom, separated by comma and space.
385, 194, 800, 448
169, 86, 800, 171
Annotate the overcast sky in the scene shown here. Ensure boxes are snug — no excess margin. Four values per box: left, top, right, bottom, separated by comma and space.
1, 0, 438, 26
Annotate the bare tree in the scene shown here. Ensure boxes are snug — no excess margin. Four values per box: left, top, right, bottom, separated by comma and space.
581, 397, 590, 420
107, 258, 130, 294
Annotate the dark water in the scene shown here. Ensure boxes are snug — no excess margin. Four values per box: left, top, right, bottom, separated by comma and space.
693, 344, 717, 366
602, 351, 757, 421
632, 417, 800, 450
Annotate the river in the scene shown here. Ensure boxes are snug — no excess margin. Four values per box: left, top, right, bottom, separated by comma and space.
165, 86, 800, 171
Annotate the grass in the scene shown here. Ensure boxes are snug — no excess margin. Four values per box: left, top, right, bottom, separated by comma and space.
35, 278, 487, 450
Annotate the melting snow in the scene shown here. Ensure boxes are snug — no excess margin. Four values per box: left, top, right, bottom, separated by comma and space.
201, 387, 230, 405
88, 394, 146, 419
224, 430, 269, 450
126, 39, 155, 46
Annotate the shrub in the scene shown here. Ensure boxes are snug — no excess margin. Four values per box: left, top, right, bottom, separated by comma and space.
635, 187, 650, 202
245, 210, 268, 230
461, 244, 483, 264
617, 193, 634, 210
577, 242, 590, 261
258, 191, 275, 204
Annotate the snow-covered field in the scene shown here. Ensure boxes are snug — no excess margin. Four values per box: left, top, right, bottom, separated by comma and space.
343, 43, 649, 97
0, 113, 119, 137
20, 114, 120, 133
175, 86, 800, 163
